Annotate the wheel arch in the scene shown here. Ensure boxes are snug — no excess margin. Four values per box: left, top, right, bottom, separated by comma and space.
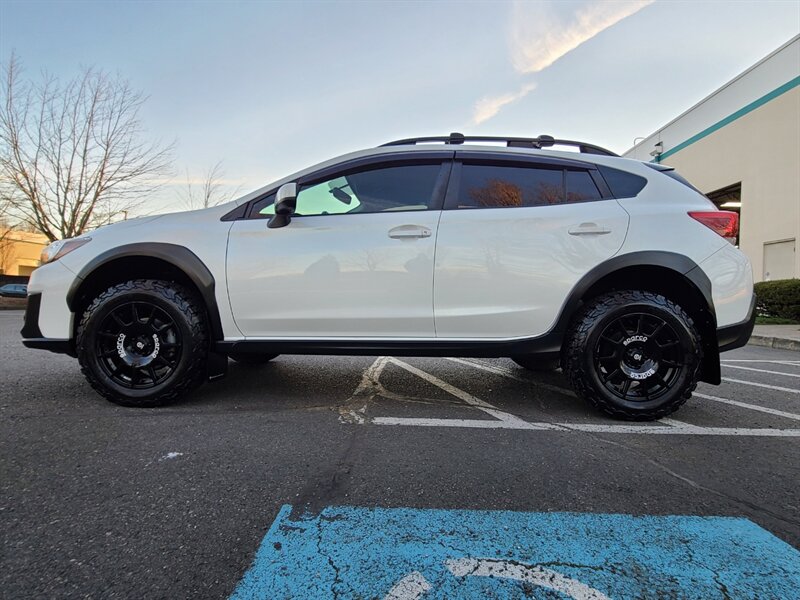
67, 243, 224, 342
557, 251, 720, 384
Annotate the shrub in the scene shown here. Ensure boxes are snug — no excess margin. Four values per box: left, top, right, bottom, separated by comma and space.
754, 278, 800, 321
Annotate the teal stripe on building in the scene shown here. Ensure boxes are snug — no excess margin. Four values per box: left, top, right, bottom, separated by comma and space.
655, 76, 800, 163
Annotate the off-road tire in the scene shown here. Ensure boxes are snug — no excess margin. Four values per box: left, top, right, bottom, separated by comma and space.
510, 355, 560, 371
76, 280, 208, 407
563, 290, 702, 421
229, 353, 279, 365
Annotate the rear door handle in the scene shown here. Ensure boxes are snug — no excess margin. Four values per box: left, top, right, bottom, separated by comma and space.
388, 225, 432, 239
568, 222, 611, 235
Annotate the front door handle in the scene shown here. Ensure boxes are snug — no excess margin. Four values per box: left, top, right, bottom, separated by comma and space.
388, 225, 432, 239
568, 222, 611, 235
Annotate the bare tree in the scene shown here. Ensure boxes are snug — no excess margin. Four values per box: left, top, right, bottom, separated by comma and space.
180, 161, 239, 210
0, 55, 173, 241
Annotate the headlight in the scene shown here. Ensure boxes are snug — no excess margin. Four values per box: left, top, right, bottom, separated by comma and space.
40, 237, 92, 265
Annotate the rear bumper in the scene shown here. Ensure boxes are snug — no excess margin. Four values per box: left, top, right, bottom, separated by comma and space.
718, 295, 756, 352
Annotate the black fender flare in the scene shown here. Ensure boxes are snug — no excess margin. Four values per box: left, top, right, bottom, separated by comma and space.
552, 250, 719, 384
66, 243, 224, 341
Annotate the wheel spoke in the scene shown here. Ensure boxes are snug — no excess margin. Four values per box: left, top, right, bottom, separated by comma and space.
656, 340, 679, 349
661, 359, 682, 368
650, 321, 666, 338
131, 303, 140, 324
621, 379, 632, 398
154, 354, 177, 369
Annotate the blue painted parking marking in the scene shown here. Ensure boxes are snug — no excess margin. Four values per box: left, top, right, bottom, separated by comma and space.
231, 506, 800, 599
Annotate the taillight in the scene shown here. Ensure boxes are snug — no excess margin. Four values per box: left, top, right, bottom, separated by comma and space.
688, 211, 738, 244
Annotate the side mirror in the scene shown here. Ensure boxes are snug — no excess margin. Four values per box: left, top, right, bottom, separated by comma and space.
268, 182, 298, 229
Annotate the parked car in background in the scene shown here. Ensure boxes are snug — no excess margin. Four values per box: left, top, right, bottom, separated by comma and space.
21, 133, 754, 420
0, 284, 27, 298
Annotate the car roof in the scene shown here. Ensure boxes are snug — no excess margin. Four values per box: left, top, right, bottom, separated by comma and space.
227, 136, 651, 209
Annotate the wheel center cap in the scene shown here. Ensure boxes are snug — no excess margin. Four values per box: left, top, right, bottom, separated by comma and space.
116, 332, 160, 366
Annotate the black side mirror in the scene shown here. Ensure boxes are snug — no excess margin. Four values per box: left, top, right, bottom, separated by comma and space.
268, 182, 298, 229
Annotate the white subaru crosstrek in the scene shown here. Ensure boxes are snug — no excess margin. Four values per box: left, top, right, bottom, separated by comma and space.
22, 134, 754, 420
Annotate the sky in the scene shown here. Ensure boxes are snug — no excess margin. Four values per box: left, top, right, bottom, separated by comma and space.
1, 0, 799, 214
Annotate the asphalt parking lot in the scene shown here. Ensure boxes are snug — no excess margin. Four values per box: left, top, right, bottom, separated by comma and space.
2, 309, 799, 599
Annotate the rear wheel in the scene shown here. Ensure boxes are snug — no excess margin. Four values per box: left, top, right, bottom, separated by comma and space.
76, 280, 208, 407
229, 353, 278, 365
563, 290, 702, 421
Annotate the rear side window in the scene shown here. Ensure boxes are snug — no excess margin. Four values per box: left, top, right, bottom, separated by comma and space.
597, 165, 647, 198
454, 164, 604, 209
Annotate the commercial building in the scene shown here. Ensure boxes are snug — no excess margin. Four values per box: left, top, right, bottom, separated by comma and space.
0, 229, 49, 277
624, 35, 799, 282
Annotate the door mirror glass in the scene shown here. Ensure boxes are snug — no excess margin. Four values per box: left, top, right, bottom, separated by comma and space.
268, 182, 298, 229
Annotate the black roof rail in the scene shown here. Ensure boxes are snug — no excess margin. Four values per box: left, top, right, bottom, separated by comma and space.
379, 132, 618, 157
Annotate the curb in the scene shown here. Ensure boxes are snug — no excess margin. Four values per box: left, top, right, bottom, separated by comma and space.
748, 335, 800, 352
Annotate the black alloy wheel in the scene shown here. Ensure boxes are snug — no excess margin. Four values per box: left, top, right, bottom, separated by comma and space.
563, 290, 702, 421
594, 312, 684, 403
77, 280, 208, 407
94, 301, 182, 389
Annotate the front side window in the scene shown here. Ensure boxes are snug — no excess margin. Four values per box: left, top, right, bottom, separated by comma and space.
250, 163, 443, 218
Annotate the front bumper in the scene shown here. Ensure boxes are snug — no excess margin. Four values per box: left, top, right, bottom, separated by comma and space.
21, 293, 75, 355
717, 295, 756, 352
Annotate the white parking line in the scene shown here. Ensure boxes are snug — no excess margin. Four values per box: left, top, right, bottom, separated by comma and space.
388, 358, 557, 430
444, 357, 576, 398
722, 359, 800, 366
722, 377, 800, 394
723, 364, 800, 378
343, 357, 800, 437
694, 392, 800, 422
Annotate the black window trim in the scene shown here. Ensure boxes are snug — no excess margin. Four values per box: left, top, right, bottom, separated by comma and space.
444, 152, 611, 211
222, 150, 455, 221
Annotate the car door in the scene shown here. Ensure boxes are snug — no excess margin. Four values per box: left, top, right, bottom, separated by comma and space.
433, 152, 629, 338
227, 153, 453, 338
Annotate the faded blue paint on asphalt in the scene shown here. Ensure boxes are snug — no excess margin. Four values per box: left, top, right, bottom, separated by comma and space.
231, 506, 800, 599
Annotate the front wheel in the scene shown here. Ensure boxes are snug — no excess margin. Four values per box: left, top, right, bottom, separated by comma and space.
562, 290, 702, 421
76, 280, 208, 407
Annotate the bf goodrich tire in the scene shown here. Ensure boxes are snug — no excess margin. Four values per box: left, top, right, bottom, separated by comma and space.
76, 280, 208, 407
510, 355, 560, 371
563, 290, 702, 421
229, 353, 279, 365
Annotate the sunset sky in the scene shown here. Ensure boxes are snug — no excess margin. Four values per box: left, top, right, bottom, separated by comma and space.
2, 0, 798, 213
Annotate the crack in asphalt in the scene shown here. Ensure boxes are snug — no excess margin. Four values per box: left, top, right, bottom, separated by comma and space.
584, 432, 800, 529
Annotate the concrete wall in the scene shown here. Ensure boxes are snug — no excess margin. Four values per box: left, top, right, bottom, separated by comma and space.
624, 35, 800, 282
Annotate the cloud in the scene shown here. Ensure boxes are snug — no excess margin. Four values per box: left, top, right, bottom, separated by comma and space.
473, 82, 537, 125
470, 1, 652, 125
510, 0, 653, 74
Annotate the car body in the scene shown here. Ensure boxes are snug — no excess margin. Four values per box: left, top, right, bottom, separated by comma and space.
0, 283, 27, 298
21, 134, 755, 419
